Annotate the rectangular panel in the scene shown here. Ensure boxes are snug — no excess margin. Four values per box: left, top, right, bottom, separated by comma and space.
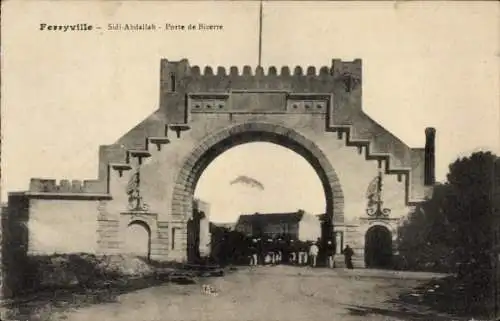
230, 92, 287, 112
189, 93, 229, 113
286, 94, 330, 114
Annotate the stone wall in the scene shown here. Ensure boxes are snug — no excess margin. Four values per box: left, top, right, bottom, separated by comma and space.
2, 193, 111, 298
27, 199, 100, 255
97, 219, 120, 254
2, 194, 30, 297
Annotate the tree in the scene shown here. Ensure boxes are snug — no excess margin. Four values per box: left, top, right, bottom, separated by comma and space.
398, 151, 499, 275
445, 152, 499, 280
397, 151, 499, 315
398, 183, 456, 272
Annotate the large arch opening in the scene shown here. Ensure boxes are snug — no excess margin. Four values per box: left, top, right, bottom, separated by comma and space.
364, 225, 393, 269
194, 142, 327, 265
171, 122, 344, 264
195, 142, 326, 223
123, 220, 151, 260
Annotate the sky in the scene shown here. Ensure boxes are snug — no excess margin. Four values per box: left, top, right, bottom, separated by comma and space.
2, 1, 499, 206
195, 142, 326, 223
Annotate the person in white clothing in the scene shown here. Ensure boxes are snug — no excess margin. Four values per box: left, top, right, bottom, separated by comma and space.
309, 242, 319, 267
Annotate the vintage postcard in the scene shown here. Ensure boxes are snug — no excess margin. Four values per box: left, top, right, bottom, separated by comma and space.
1, 1, 499, 320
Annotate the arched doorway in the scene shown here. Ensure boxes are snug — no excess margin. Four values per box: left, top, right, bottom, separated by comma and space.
364, 225, 393, 269
124, 220, 151, 260
171, 122, 345, 262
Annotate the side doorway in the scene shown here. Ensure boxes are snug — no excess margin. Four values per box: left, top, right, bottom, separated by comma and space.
364, 225, 393, 269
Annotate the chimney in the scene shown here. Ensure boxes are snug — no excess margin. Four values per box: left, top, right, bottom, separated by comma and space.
424, 127, 436, 186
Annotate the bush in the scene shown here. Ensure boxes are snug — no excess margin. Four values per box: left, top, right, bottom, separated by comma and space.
18, 253, 156, 294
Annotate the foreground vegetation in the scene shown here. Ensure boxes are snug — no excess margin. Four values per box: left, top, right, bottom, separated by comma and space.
1, 253, 224, 321
397, 151, 499, 317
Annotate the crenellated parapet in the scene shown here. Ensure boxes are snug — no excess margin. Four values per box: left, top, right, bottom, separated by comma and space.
185, 64, 332, 77
160, 58, 361, 93
28, 178, 103, 194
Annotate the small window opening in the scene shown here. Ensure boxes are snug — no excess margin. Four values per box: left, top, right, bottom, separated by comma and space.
171, 227, 176, 250
170, 74, 176, 92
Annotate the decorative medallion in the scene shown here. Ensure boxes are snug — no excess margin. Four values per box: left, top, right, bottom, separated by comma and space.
340, 72, 361, 93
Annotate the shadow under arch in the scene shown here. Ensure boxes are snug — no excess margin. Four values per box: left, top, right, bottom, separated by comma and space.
126, 220, 152, 261
171, 122, 344, 244
364, 224, 393, 269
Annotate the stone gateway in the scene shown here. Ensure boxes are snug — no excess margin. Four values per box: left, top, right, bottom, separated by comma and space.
4, 58, 435, 287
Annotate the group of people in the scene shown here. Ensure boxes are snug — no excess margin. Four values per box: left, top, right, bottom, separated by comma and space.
245, 237, 355, 269
208, 230, 355, 269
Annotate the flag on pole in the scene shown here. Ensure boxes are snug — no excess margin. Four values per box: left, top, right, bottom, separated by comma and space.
258, 0, 263, 66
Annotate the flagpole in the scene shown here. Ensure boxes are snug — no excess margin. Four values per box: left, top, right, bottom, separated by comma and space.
258, 0, 263, 67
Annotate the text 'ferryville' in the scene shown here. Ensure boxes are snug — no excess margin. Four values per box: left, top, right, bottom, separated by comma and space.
39, 23, 94, 31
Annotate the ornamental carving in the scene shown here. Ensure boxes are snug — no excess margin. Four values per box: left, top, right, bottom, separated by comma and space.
365, 163, 391, 219
340, 72, 361, 93
126, 168, 149, 212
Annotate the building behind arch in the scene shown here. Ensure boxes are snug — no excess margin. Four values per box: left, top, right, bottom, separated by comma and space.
235, 210, 321, 241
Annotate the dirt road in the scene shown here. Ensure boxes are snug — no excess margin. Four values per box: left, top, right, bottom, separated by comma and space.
7, 266, 472, 321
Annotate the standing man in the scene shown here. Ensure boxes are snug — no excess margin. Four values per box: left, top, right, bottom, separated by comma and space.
309, 241, 319, 267
249, 238, 259, 266
298, 241, 308, 265
256, 237, 264, 265
326, 240, 335, 268
289, 240, 297, 264
281, 237, 290, 264
275, 238, 283, 265
343, 244, 354, 269
267, 238, 275, 265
